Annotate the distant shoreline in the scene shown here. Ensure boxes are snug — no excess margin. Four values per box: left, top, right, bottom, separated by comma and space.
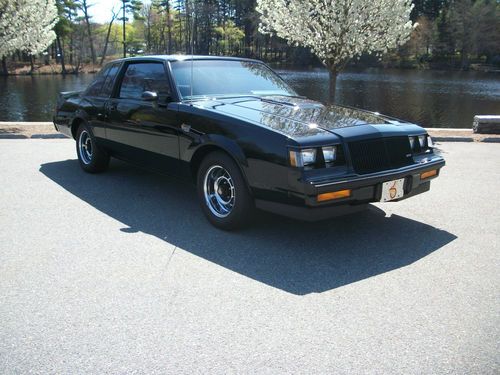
1, 63, 101, 76
2, 61, 499, 76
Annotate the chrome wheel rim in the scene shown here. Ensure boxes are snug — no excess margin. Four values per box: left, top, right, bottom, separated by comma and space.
203, 165, 235, 218
78, 130, 93, 165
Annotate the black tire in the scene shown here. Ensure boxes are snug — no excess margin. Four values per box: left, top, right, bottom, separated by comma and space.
196, 151, 254, 230
75, 122, 110, 173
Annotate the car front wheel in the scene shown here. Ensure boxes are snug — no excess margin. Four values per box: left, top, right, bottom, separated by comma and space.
197, 151, 254, 230
76, 123, 110, 173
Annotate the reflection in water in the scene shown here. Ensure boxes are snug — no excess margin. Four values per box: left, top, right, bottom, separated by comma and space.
0, 75, 94, 122
0, 68, 498, 128
277, 68, 500, 129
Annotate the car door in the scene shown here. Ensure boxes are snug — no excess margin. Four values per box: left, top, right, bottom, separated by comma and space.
81, 63, 113, 141
106, 61, 180, 173
89, 62, 122, 138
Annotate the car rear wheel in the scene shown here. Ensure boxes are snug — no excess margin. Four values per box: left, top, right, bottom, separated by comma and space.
197, 151, 254, 230
76, 123, 110, 173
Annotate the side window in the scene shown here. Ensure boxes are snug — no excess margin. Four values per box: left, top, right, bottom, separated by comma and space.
85, 65, 111, 96
99, 63, 121, 97
119, 62, 171, 101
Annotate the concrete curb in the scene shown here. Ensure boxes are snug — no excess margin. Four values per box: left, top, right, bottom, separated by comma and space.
1, 122, 499, 143
0, 122, 67, 139
0, 122, 53, 126
0, 133, 68, 139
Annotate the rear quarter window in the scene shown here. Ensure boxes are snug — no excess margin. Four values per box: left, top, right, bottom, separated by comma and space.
85, 65, 111, 96
100, 63, 121, 97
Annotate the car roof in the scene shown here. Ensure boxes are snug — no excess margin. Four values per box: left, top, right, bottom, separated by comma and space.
111, 55, 263, 64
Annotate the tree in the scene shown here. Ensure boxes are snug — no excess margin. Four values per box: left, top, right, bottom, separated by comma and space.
446, 0, 500, 69
0, 0, 58, 75
120, 0, 143, 57
55, 0, 77, 74
100, 6, 119, 65
256, 0, 415, 102
156, 0, 174, 54
407, 16, 436, 59
412, 0, 449, 20
471, 0, 500, 64
214, 20, 245, 55
75, 0, 97, 64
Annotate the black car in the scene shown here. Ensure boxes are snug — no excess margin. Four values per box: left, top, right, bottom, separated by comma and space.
54, 55, 445, 229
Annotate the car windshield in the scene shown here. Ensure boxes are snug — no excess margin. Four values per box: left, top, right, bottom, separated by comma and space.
170, 59, 297, 100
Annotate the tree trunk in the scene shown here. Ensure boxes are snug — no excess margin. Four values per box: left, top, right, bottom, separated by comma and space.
1, 57, 7, 76
167, 3, 172, 54
185, 1, 191, 54
328, 68, 338, 104
122, 1, 126, 58
101, 12, 117, 65
69, 32, 74, 65
84, 16, 96, 64
460, 48, 468, 70
178, 10, 183, 53
56, 35, 66, 74
29, 56, 35, 74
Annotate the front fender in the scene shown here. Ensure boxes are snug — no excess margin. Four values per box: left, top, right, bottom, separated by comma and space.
182, 133, 251, 187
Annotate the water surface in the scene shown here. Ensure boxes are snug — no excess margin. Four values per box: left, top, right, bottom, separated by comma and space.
0, 75, 94, 122
277, 68, 499, 129
0, 68, 498, 128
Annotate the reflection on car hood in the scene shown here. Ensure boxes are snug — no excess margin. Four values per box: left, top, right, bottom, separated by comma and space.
194, 96, 421, 139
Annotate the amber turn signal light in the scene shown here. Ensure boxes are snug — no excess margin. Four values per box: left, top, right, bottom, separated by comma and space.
420, 169, 438, 180
317, 189, 351, 202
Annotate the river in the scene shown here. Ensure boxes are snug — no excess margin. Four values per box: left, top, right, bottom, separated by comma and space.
0, 68, 498, 128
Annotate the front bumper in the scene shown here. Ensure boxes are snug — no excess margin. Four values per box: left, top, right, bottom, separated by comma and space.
255, 155, 445, 221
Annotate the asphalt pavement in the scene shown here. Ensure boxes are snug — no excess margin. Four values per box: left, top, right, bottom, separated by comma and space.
0, 139, 499, 374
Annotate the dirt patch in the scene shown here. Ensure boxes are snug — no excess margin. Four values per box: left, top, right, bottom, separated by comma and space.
427, 129, 500, 142
0, 123, 63, 138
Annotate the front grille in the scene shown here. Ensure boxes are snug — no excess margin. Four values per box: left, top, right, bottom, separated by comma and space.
348, 136, 413, 174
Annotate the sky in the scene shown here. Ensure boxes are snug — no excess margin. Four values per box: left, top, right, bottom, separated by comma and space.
88, 0, 151, 24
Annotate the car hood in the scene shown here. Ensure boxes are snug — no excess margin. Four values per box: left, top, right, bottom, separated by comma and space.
193, 96, 424, 140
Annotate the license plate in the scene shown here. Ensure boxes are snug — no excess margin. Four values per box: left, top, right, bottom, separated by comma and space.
380, 178, 405, 202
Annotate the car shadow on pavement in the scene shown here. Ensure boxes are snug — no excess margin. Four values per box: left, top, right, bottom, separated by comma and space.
40, 159, 457, 295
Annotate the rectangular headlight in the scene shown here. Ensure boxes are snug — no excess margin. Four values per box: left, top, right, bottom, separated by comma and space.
322, 146, 337, 163
409, 134, 431, 153
301, 148, 316, 165
289, 148, 317, 167
409, 136, 416, 150
418, 135, 426, 148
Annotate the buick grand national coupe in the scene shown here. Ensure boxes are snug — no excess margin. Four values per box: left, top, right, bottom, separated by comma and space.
54, 56, 445, 229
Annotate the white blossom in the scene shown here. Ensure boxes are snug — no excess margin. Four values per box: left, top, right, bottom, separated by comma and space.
0, 0, 58, 59
256, 0, 415, 71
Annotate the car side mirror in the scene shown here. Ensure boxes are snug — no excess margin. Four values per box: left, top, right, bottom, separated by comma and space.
141, 91, 158, 101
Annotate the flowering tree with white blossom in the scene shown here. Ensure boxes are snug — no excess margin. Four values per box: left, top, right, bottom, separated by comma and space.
0, 0, 58, 74
256, 0, 415, 102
